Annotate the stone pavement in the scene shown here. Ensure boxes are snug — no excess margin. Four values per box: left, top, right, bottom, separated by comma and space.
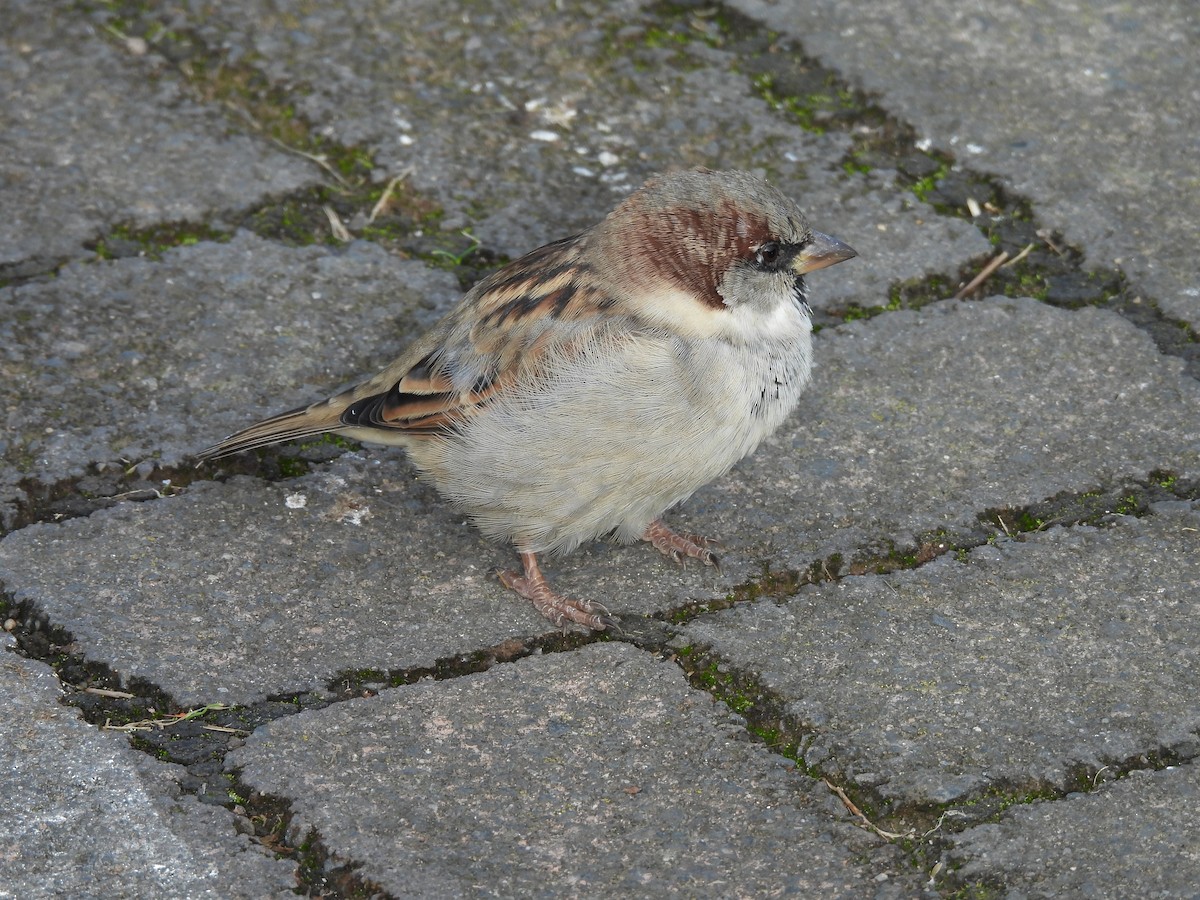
1, 0, 1197, 896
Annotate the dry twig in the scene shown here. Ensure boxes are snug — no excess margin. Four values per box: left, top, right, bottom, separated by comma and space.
823, 778, 915, 841
323, 204, 352, 242
102, 702, 239, 733
954, 251, 1009, 299
368, 168, 413, 224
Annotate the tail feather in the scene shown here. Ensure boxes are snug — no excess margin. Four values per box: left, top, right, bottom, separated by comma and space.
196, 401, 347, 460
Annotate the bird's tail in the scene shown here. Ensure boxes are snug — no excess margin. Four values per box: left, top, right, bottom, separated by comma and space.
196, 399, 347, 460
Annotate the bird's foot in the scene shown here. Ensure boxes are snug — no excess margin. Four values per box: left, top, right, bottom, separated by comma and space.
641, 519, 722, 574
499, 551, 617, 632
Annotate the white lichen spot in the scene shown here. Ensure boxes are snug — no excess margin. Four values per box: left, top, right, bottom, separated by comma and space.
529, 130, 559, 142
597, 150, 620, 167
285, 492, 308, 509
541, 103, 577, 128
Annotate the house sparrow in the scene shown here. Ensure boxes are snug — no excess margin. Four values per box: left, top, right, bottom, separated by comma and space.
198, 168, 855, 630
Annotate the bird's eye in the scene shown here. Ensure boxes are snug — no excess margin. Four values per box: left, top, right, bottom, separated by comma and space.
756, 241, 781, 267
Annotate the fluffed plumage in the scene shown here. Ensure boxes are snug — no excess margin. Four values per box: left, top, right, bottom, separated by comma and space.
199, 168, 855, 629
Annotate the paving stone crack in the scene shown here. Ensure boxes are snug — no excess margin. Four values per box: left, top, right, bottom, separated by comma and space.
666, 639, 1200, 884
0, 590, 608, 898
655, 472, 1198, 633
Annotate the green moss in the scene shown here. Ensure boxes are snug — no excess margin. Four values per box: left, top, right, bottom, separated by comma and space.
1113, 494, 1141, 515
907, 163, 955, 205
276, 456, 309, 478
643, 25, 690, 48
296, 434, 357, 453
751, 73, 833, 134
1152, 471, 1178, 491
90, 222, 229, 261
841, 152, 873, 176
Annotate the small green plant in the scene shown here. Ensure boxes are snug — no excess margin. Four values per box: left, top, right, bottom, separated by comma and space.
430, 230, 482, 267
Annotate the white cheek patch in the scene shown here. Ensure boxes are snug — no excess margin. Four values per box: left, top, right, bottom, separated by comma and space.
626, 280, 810, 344
720, 292, 811, 343
626, 284, 728, 339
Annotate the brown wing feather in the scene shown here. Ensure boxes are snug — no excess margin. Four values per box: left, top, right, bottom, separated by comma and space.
197, 231, 620, 460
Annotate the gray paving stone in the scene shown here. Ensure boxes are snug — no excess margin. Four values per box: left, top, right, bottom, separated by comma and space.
732, 0, 1200, 326
0, 650, 295, 900
156, 0, 986, 297
230, 641, 923, 897
0, 7, 320, 271
679, 502, 1200, 808
0, 231, 459, 523
943, 763, 1200, 897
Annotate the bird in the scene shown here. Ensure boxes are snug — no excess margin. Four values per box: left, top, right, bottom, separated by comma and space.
198, 168, 855, 631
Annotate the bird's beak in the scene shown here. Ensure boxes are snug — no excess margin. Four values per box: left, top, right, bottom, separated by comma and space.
792, 231, 857, 274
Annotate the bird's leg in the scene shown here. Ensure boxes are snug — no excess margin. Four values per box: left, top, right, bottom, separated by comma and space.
641, 519, 722, 574
498, 550, 617, 631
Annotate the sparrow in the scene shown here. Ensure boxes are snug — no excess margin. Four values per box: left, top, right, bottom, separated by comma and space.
198, 168, 855, 631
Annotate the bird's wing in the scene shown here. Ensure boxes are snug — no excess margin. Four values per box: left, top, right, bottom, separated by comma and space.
198, 232, 631, 458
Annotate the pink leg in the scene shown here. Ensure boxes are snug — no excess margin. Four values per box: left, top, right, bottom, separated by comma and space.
498, 551, 616, 631
641, 519, 721, 573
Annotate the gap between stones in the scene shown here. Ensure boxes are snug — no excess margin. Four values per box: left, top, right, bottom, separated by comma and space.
67, 0, 1200, 383
670, 639, 1199, 893
1, 593, 597, 900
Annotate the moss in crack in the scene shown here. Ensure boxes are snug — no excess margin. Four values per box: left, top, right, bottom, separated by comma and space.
87, 0, 452, 256
327, 630, 600, 701
672, 644, 903, 833
641, 0, 1200, 379
844, 536, 954, 577
87, 222, 231, 261
834, 272, 955, 323
230, 784, 389, 898
978, 476, 1199, 541
1152, 469, 1178, 492
660, 554, 845, 626
88, 0, 372, 184
275, 456, 310, 479
7, 433, 374, 538
6, 457, 227, 537
944, 883, 1003, 900
3, 598, 277, 805
603, 1, 736, 72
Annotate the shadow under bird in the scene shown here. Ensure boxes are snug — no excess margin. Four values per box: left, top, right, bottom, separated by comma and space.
198, 167, 856, 630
